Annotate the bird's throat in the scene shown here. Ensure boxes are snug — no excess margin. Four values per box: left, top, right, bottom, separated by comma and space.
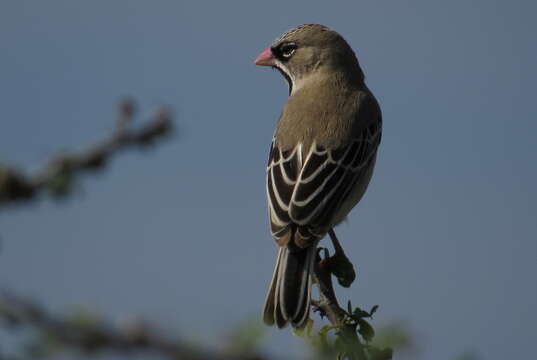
274, 66, 293, 95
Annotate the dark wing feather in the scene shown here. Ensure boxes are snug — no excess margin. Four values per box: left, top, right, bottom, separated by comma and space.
289, 121, 381, 236
266, 141, 302, 244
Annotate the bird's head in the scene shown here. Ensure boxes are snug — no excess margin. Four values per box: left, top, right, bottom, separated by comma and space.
255, 24, 363, 94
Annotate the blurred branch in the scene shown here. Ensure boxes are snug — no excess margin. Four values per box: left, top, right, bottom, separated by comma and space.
0, 291, 262, 360
0, 99, 173, 208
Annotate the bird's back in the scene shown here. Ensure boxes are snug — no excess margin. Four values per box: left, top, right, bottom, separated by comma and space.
275, 72, 378, 154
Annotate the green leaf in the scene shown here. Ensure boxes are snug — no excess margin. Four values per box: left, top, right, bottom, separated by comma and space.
352, 307, 370, 319
318, 324, 340, 337
293, 318, 314, 338
367, 346, 393, 360
357, 319, 375, 342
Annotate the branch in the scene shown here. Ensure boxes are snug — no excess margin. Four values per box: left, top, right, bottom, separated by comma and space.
313, 251, 368, 360
311, 230, 392, 360
0, 291, 262, 360
0, 99, 173, 208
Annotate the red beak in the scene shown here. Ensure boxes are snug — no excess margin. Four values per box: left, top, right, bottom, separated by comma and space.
255, 47, 275, 66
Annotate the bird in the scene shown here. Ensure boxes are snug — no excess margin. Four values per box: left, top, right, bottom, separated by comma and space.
255, 24, 382, 329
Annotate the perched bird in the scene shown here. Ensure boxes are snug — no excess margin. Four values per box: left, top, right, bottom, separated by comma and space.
255, 24, 382, 329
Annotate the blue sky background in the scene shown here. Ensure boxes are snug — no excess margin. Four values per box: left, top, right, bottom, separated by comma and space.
1, 1, 536, 359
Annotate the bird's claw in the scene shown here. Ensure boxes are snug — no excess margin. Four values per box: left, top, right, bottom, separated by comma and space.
329, 253, 356, 288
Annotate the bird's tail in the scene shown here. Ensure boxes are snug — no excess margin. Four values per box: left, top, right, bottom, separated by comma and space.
262, 243, 317, 328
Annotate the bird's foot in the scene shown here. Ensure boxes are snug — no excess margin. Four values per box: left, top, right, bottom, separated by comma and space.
326, 229, 356, 288
327, 252, 356, 288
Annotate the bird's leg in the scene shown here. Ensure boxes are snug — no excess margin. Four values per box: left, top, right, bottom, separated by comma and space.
328, 228, 345, 257
326, 228, 356, 288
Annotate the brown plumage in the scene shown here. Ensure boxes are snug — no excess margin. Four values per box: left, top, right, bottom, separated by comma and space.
255, 24, 382, 328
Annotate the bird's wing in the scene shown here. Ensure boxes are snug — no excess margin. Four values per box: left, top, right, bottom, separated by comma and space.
266, 139, 302, 245
267, 119, 381, 247
289, 121, 381, 231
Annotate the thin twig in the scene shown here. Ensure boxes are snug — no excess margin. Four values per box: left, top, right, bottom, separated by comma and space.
0, 99, 173, 207
312, 229, 392, 360
313, 250, 367, 360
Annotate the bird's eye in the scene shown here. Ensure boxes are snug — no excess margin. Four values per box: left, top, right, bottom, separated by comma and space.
280, 43, 297, 58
